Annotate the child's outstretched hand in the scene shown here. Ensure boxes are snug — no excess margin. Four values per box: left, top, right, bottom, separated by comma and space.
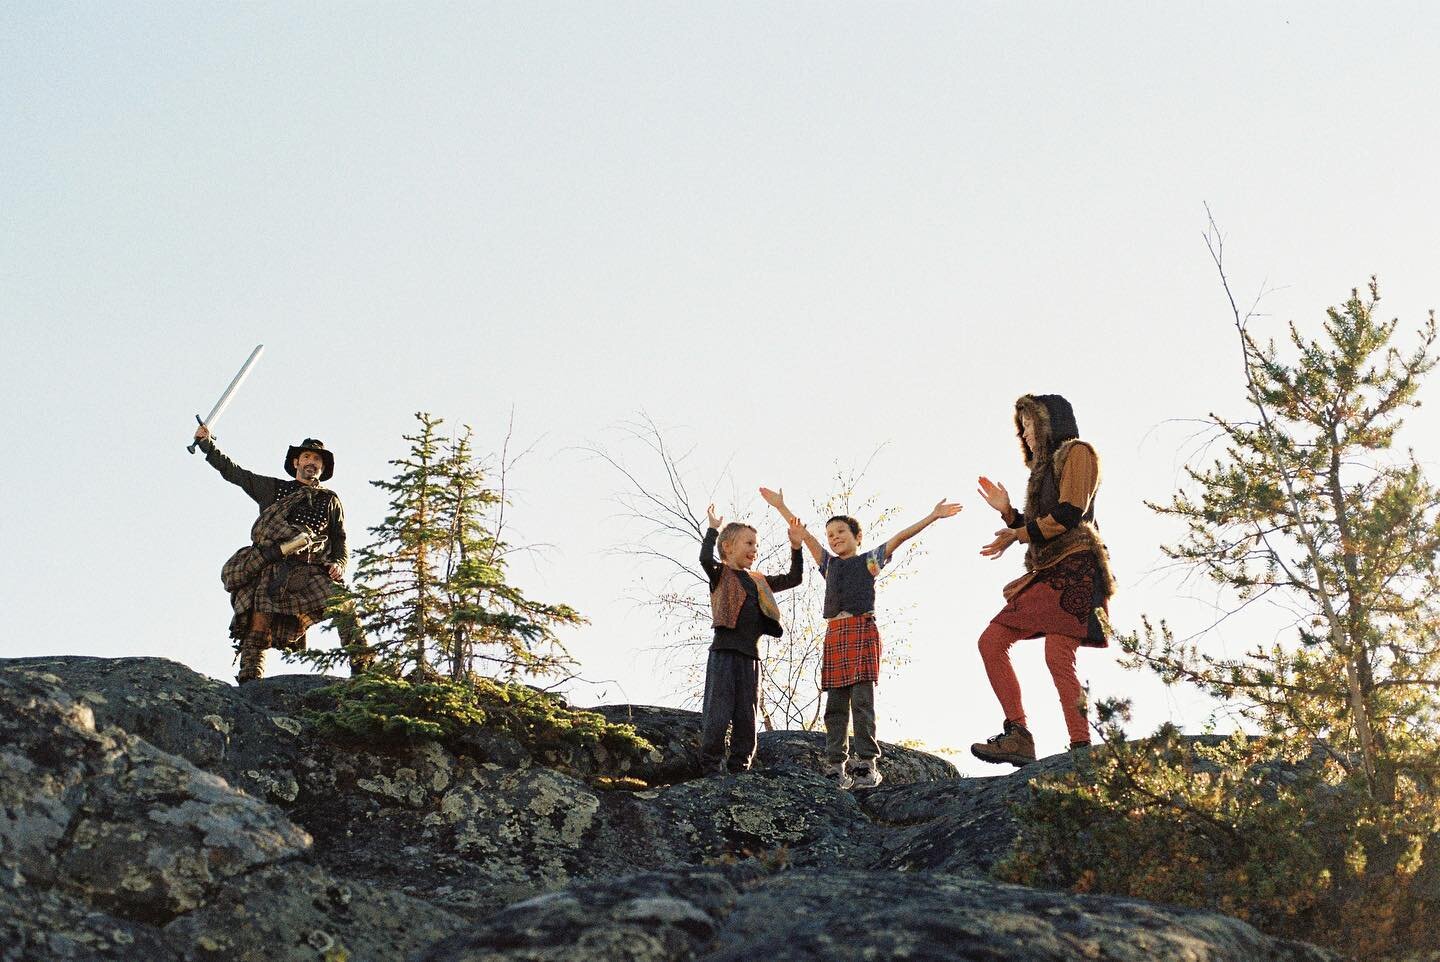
787, 516, 807, 549
758, 486, 786, 510
977, 477, 1012, 516
930, 499, 963, 521
706, 504, 723, 530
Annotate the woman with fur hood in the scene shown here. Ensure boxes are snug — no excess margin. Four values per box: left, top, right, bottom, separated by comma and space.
969, 394, 1115, 765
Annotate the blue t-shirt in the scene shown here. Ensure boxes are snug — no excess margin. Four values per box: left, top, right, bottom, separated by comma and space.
818, 545, 889, 619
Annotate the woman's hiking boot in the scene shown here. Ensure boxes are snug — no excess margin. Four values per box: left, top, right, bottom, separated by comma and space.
970, 719, 1036, 766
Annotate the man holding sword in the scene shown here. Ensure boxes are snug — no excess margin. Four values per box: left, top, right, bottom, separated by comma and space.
187, 344, 370, 683
193, 424, 372, 683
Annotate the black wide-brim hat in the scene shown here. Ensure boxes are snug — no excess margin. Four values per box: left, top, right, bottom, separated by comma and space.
285, 438, 335, 481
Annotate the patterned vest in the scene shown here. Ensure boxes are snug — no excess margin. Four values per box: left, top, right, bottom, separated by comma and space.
710, 566, 783, 632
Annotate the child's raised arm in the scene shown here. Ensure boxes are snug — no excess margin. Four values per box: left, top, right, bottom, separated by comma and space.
763, 517, 808, 593
883, 498, 963, 558
699, 503, 724, 581
759, 486, 826, 566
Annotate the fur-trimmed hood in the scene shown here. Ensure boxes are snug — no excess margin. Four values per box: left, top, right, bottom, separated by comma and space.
1010, 392, 1114, 610
1014, 394, 1079, 469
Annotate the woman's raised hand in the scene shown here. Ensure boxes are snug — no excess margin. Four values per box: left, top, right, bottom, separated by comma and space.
977, 477, 1012, 516
787, 516, 807, 548
706, 504, 723, 530
980, 527, 1019, 559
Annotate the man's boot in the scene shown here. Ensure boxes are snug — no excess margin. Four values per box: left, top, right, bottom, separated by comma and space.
333, 602, 373, 676
236, 637, 267, 685
970, 719, 1036, 766
345, 640, 375, 676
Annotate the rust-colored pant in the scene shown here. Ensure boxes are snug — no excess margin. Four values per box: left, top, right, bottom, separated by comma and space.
978, 622, 1089, 744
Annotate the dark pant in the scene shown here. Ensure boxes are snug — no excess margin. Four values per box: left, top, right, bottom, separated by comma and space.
699, 650, 760, 772
824, 682, 879, 765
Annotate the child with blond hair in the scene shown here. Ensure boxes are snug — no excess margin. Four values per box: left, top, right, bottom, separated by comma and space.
697, 504, 806, 774
760, 487, 960, 788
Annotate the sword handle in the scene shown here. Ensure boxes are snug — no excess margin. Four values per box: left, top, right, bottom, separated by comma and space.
187, 414, 205, 455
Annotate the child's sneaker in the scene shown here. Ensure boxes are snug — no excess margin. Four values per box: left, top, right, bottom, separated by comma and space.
823, 761, 854, 790
849, 759, 883, 789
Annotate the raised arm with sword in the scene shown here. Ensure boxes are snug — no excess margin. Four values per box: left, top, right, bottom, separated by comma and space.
187, 343, 265, 453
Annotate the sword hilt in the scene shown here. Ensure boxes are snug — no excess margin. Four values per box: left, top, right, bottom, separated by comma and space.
187, 414, 206, 455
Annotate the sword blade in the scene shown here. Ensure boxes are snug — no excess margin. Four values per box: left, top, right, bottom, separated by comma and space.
202, 343, 265, 428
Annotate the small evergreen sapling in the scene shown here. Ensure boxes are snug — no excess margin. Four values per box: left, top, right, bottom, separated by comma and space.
311, 412, 583, 682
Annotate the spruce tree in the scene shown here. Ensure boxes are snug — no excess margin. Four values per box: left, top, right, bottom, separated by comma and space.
1133, 278, 1440, 795
343, 412, 453, 674
438, 424, 582, 680
315, 412, 582, 681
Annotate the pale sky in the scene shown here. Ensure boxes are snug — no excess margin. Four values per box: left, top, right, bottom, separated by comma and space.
5, 3, 1440, 774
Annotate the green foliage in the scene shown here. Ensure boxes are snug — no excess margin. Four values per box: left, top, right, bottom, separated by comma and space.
998, 712, 1440, 959
309, 412, 584, 680
1132, 279, 1440, 794
1014, 272, 1440, 960
309, 673, 653, 764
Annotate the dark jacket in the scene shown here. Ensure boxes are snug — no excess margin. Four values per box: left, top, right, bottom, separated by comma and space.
200, 438, 349, 572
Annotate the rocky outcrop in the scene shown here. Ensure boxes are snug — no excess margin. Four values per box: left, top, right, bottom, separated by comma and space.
859, 758, 1076, 877
590, 705, 958, 786
0, 656, 1346, 961
162, 864, 461, 962
415, 867, 1338, 962
0, 663, 460, 961
0, 667, 309, 924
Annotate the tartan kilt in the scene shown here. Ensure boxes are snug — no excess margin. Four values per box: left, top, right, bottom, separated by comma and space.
223, 487, 338, 649
221, 545, 266, 593
821, 614, 882, 690
232, 560, 336, 620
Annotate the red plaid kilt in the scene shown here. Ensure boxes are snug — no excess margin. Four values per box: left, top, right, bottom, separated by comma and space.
821, 614, 882, 690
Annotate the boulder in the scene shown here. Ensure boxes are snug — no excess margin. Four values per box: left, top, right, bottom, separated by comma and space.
0, 667, 310, 924
0, 872, 183, 962
592, 704, 960, 785
0, 662, 465, 961
411, 867, 1340, 962
411, 868, 759, 962
857, 753, 1079, 876
640, 769, 878, 869
162, 863, 462, 962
